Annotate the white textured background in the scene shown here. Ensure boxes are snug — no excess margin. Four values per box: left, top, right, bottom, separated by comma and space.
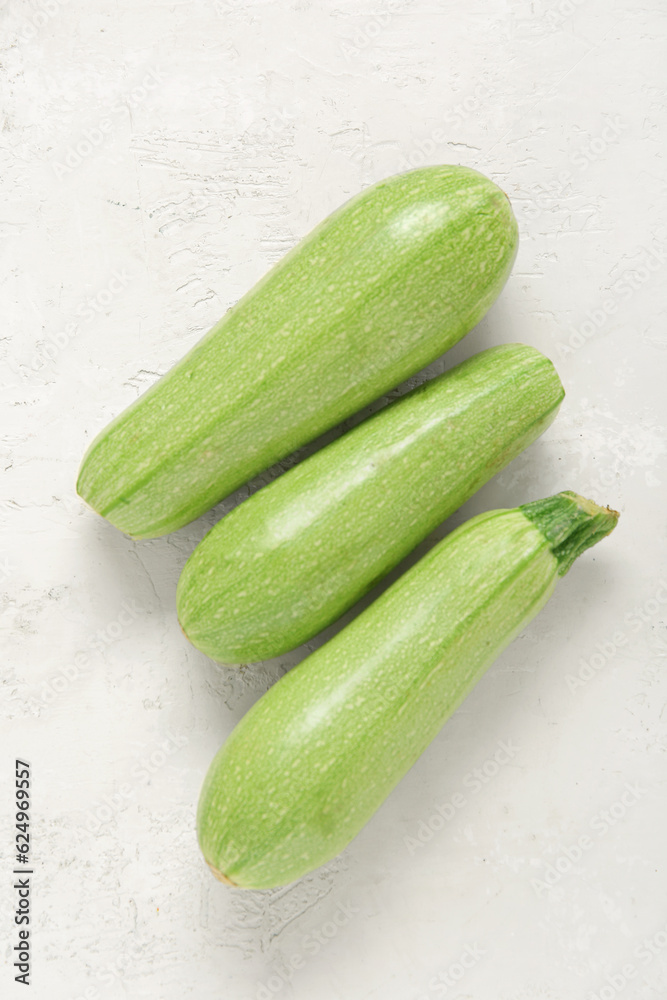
2, 2, 666, 998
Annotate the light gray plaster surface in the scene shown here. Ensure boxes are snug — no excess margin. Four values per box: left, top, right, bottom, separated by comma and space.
1, 2, 666, 998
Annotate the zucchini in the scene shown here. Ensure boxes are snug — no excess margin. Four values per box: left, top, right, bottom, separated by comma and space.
77, 165, 518, 538
177, 343, 564, 663
197, 492, 618, 889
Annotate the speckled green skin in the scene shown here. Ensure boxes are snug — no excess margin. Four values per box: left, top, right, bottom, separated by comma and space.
177, 344, 564, 663
197, 494, 617, 890
77, 166, 518, 538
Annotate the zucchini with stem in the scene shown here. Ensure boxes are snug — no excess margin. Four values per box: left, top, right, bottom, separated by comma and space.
197, 492, 619, 889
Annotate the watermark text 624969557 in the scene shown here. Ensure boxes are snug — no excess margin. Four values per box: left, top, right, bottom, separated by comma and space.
13, 759, 32, 986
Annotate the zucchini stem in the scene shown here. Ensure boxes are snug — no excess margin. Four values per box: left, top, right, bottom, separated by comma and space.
520, 491, 620, 576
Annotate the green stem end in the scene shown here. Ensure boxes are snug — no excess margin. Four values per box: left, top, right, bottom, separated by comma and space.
520, 491, 620, 576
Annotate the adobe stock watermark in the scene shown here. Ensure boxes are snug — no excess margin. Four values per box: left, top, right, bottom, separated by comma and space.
71, 937, 167, 999
51, 67, 164, 179
254, 899, 360, 1000
339, 0, 410, 63
30, 268, 132, 373
82, 730, 189, 833
26, 599, 151, 714
515, 115, 628, 222
556, 241, 665, 359
577, 433, 648, 503
404, 739, 520, 855
565, 579, 667, 695
569, 116, 628, 171
214, 0, 259, 10
0, 555, 12, 583
151, 105, 296, 246
398, 83, 492, 171
256, 106, 296, 145
12, 0, 71, 46
531, 781, 647, 896
414, 942, 486, 999
588, 918, 667, 1000
509, 0, 591, 37
544, 0, 590, 33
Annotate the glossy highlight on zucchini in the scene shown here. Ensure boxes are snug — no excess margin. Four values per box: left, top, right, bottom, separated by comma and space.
197, 492, 619, 889
77, 165, 518, 538
177, 343, 564, 663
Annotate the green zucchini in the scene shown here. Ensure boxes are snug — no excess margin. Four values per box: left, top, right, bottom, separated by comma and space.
77, 165, 518, 538
197, 492, 618, 889
177, 343, 564, 663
